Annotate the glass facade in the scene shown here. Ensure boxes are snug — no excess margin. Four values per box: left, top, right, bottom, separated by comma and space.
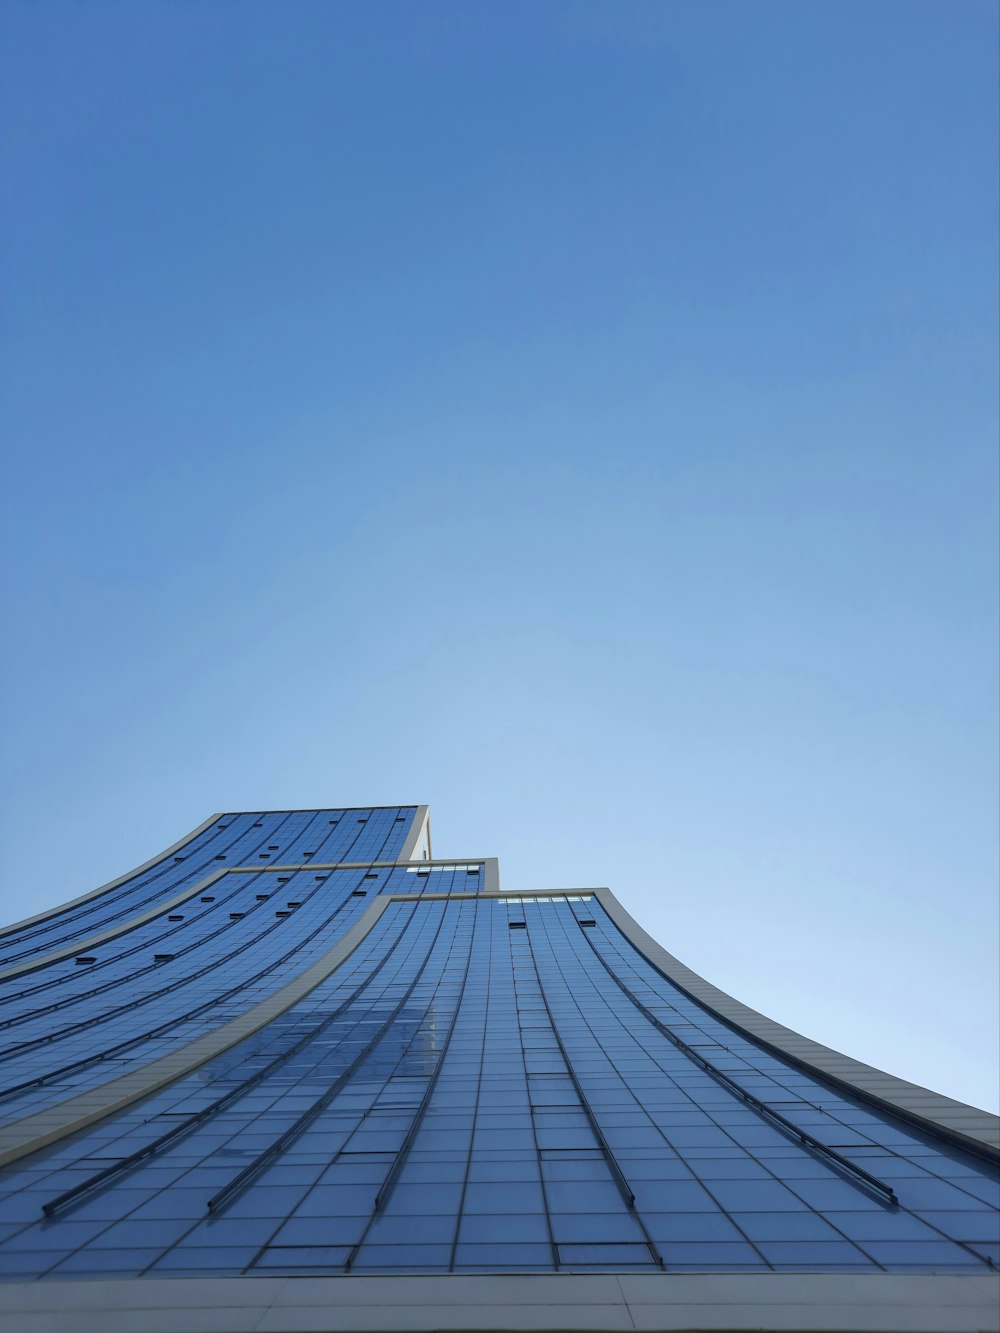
0, 807, 996, 1281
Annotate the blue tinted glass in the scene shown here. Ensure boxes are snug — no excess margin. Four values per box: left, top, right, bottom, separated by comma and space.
0, 826, 995, 1281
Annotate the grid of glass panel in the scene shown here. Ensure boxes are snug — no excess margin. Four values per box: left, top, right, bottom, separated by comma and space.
0, 811, 422, 1123
0, 807, 417, 967
0, 892, 995, 1279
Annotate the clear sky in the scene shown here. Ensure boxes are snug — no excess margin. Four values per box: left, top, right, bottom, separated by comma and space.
1, 2, 997, 1113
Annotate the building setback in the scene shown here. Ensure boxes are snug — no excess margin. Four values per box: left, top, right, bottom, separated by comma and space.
0, 805, 996, 1332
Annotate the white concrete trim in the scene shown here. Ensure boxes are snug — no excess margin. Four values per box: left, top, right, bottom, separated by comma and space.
0, 1272, 995, 1332
399, 806, 431, 861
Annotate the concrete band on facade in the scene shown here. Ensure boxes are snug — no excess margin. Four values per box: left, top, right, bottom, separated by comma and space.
0, 1272, 995, 1333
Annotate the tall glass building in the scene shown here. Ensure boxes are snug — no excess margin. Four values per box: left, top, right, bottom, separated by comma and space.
0, 806, 996, 1332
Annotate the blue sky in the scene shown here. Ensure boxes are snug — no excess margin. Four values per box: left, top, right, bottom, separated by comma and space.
1, 1, 997, 1111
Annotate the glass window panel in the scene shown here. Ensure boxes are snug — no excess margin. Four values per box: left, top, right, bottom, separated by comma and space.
271, 1216, 366, 1247
388, 1184, 463, 1216
642, 1214, 745, 1242
454, 1243, 551, 1268
458, 1214, 550, 1244
730, 1212, 842, 1242
549, 1213, 645, 1243
255, 1246, 350, 1268
462, 1182, 544, 1214
707, 1180, 808, 1212
556, 1244, 653, 1266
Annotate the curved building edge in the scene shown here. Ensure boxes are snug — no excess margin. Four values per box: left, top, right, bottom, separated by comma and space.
0, 804, 429, 942
1, 876, 994, 1171
0, 867, 497, 1169
0, 813, 223, 941
588, 887, 1000, 1161
0, 894, 398, 1169
0, 837, 463, 985
0, 867, 231, 984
